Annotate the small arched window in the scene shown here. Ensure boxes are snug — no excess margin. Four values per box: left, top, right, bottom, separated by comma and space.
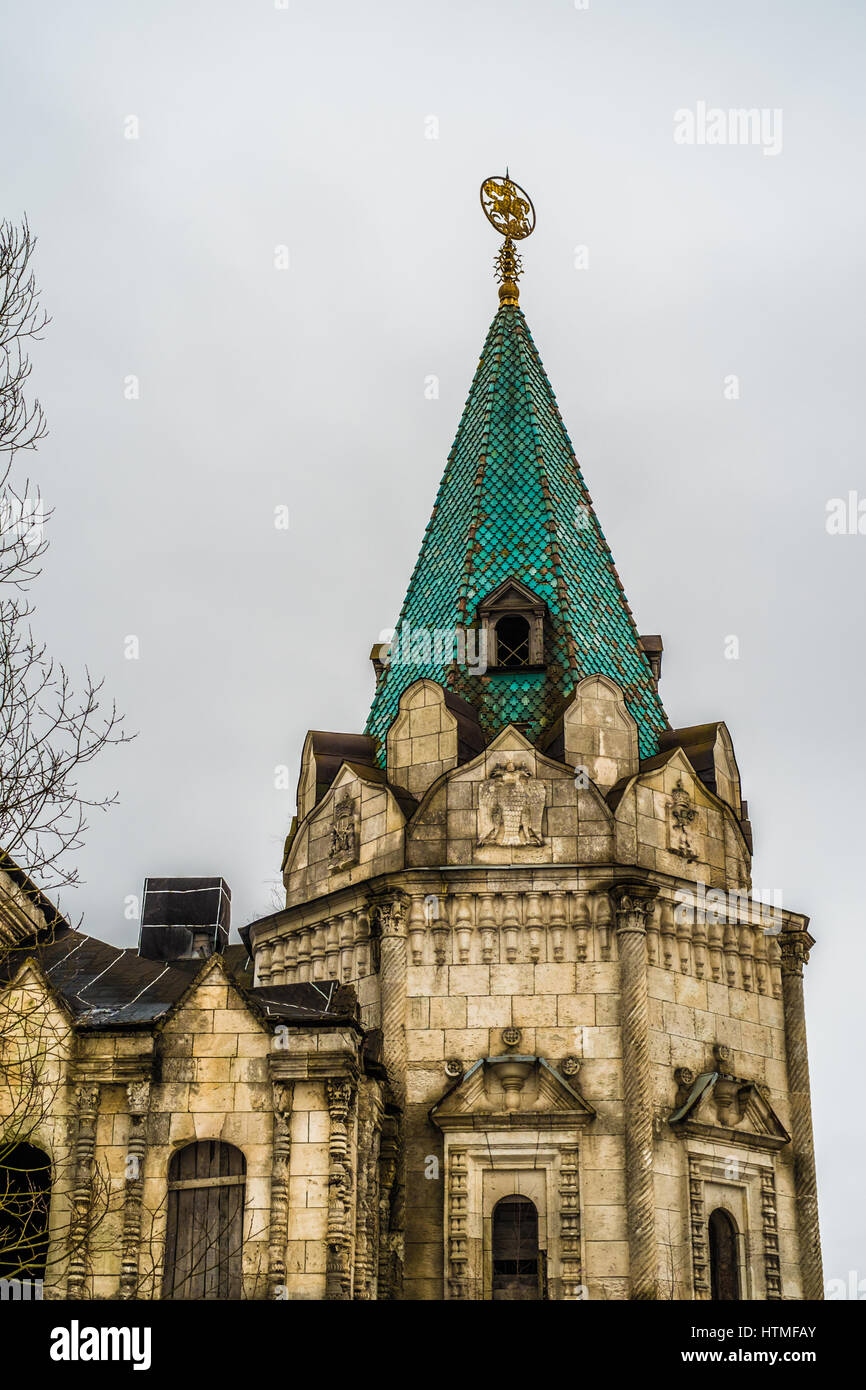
495, 614, 532, 669
0, 1142, 52, 1282
491, 1194, 541, 1300
162, 1141, 246, 1300
708, 1207, 740, 1301
478, 578, 546, 670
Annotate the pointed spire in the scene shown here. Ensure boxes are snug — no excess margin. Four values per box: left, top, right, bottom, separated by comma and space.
366, 181, 668, 761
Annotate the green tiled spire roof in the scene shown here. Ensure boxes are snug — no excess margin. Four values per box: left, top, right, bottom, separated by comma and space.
366, 301, 668, 759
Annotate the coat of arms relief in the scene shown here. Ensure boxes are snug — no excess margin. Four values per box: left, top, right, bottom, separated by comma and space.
329, 792, 357, 870
477, 759, 546, 847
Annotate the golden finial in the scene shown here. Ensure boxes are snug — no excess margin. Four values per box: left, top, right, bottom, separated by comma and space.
479, 172, 536, 305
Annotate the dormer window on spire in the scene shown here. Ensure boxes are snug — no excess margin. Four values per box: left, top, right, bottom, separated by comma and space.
478, 578, 546, 671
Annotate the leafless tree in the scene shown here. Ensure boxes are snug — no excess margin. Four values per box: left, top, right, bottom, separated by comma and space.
0, 217, 131, 897
0, 951, 116, 1288
0, 216, 133, 1290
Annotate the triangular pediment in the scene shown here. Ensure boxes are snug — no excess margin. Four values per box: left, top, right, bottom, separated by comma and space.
670, 1071, 790, 1152
430, 1055, 595, 1131
477, 576, 546, 615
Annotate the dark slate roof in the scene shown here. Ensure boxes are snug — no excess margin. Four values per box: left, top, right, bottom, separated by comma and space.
248, 980, 360, 1025
1, 927, 358, 1031
0, 928, 196, 1026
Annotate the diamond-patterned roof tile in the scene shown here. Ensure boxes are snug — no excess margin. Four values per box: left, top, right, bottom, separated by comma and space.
366, 302, 668, 757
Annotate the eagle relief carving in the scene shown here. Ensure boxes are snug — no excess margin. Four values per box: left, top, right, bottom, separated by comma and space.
477, 759, 546, 847
329, 792, 357, 870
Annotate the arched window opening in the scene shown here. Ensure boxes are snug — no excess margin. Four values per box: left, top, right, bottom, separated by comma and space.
0, 1142, 51, 1281
162, 1141, 246, 1300
491, 1194, 541, 1300
495, 614, 532, 669
708, 1207, 740, 1301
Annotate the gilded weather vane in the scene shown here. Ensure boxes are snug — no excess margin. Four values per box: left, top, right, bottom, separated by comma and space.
479, 172, 536, 305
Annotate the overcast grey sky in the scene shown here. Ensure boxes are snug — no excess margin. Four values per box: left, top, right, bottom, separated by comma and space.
4, 0, 865, 1289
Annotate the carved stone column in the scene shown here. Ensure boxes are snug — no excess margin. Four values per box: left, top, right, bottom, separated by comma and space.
119, 1080, 150, 1299
66, 1081, 100, 1298
612, 884, 658, 1300
325, 1078, 355, 1299
267, 1082, 294, 1299
760, 1168, 782, 1301
446, 1148, 469, 1299
559, 1146, 582, 1299
377, 1115, 399, 1300
778, 925, 823, 1300
352, 1083, 382, 1300
687, 1155, 709, 1298
371, 892, 408, 1107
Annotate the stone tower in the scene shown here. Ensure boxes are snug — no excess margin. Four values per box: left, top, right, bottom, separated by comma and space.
249, 177, 822, 1301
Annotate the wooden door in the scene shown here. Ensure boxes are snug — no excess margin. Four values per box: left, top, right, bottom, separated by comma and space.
162, 1141, 245, 1300
709, 1207, 741, 1301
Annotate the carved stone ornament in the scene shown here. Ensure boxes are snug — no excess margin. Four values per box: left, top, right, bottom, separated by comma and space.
329, 792, 357, 870
444, 1058, 464, 1079
669, 1049, 791, 1152
477, 760, 546, 847
667, 778, 699, 863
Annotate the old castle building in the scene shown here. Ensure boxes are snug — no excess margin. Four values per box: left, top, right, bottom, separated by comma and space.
0, 178, 822, 1301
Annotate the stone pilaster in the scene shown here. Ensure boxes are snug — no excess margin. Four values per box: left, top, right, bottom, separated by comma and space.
611, 883, 659, 1300
446, 1148, 469, 1299
325, 1078, 355, 1299
760, 1167, 782, 1301
66, 1081, 100, 1298
688, 1155, 710, 1299
119, 1080, 150, 1299
778, 925, 823, 1300
559, 1145, 582, 1299
267, 1082, 294, 1299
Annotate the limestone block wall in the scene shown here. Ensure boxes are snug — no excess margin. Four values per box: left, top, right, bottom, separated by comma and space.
387, 679, 460, 799
283, 765, 406, 909
0, 960, 385, 1301
0, 970, 77, 1298
392, 882, 802, 1300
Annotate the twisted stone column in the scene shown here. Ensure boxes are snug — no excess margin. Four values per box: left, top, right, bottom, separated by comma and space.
66, 1082, 100, 1298
267, 1082, 294, 1299
372, 892, 408, 1108
612, 884, 658, 1300
779, 925, 823, 1300
119, 1080, 150, 1299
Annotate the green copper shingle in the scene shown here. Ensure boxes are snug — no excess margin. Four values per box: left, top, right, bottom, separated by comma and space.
366, 301, 668, 759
